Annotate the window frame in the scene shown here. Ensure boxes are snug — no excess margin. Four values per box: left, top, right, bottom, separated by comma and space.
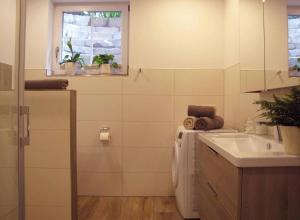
287, 7, 300, 77
52, 3, 129, 76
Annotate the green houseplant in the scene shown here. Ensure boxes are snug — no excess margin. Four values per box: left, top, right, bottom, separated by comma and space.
92, 54, 119, 74
292, 58, 300, 72
60, 38, 84, 75
255, 86, 300, 155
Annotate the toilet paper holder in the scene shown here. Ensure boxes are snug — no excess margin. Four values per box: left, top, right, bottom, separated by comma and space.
99, 127, 110, 142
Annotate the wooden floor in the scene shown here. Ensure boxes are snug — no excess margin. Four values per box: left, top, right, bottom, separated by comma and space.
78, 196, 185, 220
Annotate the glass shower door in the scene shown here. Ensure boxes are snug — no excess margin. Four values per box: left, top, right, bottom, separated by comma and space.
0, 0, 26, 219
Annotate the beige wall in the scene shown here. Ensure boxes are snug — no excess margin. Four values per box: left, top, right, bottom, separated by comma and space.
25, 0, 52, 69
0, 0, 16, 66
224, 64, 260, 130
25, 0, 225, 69
224, 0, 239, 68
25, 0, 226, 196
239, 0, 264, 70
26, 68, 224, 196
25, 91, 73, 220
24, 0, 298, 197
129, 0, 224, 68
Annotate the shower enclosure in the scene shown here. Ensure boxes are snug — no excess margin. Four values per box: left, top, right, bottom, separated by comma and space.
0, 0, 26, 219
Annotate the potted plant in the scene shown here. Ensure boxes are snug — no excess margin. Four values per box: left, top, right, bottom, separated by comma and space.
255, 87, 300, 155
92, 54, 119, 74
60, 38, 84, 75
292, 58, 300, 72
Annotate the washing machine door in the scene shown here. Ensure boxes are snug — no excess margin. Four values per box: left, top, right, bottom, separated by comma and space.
172, 141, 180, 189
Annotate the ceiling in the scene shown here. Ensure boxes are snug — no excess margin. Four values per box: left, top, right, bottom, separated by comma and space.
52, 0, 300, 6
52, 0, 129, 3
288, 0, 300, 6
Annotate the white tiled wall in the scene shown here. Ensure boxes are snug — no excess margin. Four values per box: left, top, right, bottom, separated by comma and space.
26, 68, 224, 196
223, 64, 297, 133
224, 64, 260, 130
25, 91, 73, 220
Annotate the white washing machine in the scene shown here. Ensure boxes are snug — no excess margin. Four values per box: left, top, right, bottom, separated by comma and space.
172, 126, 199, 219
172, 126, 236, 219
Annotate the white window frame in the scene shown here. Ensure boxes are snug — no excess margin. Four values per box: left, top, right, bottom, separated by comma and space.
52, 3, 129, 75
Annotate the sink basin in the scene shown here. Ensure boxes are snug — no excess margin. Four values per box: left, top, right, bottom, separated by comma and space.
208, 133, 283, 153
198, 133, 300, 167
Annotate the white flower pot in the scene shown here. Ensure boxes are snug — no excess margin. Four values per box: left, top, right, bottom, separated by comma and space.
100, 64, 111, 74
85, 64, 99, 75
280, 126, 300, 155
64, 62, 80, 75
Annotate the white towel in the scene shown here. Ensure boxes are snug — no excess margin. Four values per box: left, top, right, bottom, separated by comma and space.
183, 116, 197, 130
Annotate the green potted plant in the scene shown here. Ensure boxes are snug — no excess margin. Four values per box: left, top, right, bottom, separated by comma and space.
255, 86, 300, 155
60, 38, 84, 75
292, 58, 300, 72
92, 54, 119, 74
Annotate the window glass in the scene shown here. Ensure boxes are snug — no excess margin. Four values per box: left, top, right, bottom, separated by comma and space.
288, 15, 300, 68
51, 4, 128, 76
61, 11, 123, 65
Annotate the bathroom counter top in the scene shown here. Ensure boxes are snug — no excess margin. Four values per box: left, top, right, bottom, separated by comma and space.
198, 133, 300, 167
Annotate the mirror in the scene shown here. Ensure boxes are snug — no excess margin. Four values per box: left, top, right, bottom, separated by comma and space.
265, 0, 299, 89
240, 0, 299, 93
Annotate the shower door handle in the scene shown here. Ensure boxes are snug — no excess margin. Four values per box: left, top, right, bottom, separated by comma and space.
55, 46, 60, 60
20, 106, 30, 146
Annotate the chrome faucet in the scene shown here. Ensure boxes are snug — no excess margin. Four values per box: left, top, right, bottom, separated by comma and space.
273, 126, 282, 143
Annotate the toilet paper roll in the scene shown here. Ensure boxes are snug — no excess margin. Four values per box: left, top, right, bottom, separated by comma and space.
99, 132, 110, 142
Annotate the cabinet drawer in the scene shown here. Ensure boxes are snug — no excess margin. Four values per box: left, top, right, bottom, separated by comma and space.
197, 141, 241, 220
197, 174, 233, 220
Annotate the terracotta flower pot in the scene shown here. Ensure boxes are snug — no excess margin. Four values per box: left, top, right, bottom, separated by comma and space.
280, 126, 300, 155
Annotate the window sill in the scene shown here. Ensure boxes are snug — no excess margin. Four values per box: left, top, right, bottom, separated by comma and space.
289, 70, 300, 77
47, 68, 128, 77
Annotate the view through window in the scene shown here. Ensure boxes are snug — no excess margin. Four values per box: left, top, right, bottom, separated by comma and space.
288, 15, 300, 68
61, 11, 123, 65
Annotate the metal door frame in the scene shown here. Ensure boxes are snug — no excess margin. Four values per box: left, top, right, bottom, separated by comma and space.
16, 0, 26, 219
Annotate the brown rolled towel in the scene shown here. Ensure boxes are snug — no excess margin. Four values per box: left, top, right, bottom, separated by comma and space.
188, 105, 216, 118
183, 116, 198, 130
25, 80, 69, 90
195, 116, 224, 131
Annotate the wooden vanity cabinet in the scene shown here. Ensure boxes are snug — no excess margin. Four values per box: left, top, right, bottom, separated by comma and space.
196, 140, 300, 220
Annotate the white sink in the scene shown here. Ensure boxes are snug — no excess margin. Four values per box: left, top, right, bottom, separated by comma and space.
198, 133, 300, 167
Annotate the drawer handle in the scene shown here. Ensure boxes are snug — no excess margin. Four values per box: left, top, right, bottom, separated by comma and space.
207, 182, 218, 197
207, 146, 218, 156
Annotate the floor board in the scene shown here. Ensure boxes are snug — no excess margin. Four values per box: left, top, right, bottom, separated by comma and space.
78, 196, 184, 220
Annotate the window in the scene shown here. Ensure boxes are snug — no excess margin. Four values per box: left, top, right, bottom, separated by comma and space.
52, 3, 129, 75
288, 15, 300, 69
288, 12, 300, 77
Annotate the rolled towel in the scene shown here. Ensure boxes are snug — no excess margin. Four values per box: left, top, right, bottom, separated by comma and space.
25, 79, 69, 90
195, 116, 224, 131
183, 116, 198, 130
188, 105, 216, 118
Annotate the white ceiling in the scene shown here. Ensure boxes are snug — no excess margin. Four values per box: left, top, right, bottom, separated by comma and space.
51, 0, 300, 6
288, 0, 300, 6
52, 0, 129, 3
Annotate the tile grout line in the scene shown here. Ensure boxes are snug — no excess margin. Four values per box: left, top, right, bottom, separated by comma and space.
121, 73, 125, 196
